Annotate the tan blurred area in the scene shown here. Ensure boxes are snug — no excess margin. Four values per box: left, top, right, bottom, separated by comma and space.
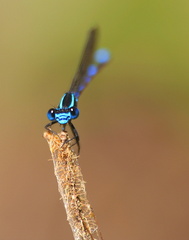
0, 1, 189, 240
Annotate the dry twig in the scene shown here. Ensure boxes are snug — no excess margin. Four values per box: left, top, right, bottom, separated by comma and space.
44, 131, 103, 240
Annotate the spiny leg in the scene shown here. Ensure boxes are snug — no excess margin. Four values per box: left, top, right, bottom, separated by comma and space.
67, 121, 80, 154
45, 121, 80, 154
45, 120, 58, 134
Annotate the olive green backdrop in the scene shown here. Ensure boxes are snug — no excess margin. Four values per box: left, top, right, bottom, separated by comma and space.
1, 1, 189, 240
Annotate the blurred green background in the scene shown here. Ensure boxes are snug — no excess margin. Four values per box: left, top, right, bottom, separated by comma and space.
1, 0, 189, 239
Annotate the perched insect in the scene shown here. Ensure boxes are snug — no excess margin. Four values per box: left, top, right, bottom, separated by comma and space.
45, 28, 110, 153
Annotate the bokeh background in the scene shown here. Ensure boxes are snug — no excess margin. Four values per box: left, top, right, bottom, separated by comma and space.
1, 0, 189, 239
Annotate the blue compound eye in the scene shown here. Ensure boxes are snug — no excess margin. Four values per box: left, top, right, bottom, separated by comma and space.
47, 108, 55, 121
70, 107, 79, 119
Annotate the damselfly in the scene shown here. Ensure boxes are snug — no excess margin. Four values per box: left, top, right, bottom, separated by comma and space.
45, 28, 110, 153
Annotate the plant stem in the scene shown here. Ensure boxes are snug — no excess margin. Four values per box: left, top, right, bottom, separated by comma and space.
44, 131, 103, 240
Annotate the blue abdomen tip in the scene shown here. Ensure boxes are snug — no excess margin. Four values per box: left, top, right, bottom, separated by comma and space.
87, 64, 98, 76
94, 49, 110, 64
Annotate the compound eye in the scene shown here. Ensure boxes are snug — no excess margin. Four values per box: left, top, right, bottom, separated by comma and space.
70, 107, 79, 119
47, 108, 55, 121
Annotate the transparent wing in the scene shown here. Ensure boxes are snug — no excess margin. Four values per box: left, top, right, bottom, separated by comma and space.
69, 28, 98, 97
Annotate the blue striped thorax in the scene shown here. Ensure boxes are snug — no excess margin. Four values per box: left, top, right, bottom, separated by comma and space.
47, 92, 79, 125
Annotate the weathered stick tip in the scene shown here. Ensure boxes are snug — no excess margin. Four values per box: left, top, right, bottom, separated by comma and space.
44, 130, 103, 240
